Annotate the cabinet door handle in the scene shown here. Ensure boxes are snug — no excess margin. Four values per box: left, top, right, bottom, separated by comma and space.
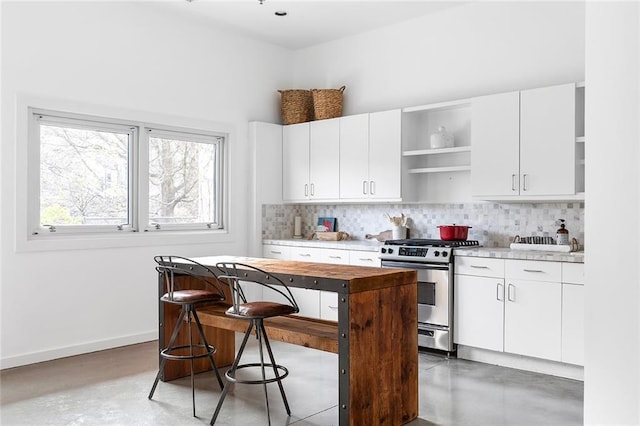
370, 181, 375, 195
507, 284, 515, 302
270, 250, 282, 255
328, 255, 343, 259
304, 184, 308, 196
523, 269, 544, 273
299, 253, 311, 257
310, 183, 315, 196
470, 265, 489, 269
363, 180, 368, 195
497, 283, 504, 301
511, 174, 517, 192
359, 258, 373, 262
522, 174, 528, 191
328, 305, 338, 311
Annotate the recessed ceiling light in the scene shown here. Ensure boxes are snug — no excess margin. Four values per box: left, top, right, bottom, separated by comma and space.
275, 11, 287, 17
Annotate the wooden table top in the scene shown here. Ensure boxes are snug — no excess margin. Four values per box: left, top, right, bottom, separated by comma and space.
191, 255, 417, 293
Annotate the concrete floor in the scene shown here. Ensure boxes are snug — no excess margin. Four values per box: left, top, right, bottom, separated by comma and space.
1, 337, 583, 425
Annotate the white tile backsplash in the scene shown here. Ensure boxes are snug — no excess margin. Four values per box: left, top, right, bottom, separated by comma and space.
262, 202, 585, 249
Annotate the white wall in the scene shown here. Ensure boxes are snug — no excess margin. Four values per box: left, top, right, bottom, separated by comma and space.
0, 2, 291, 367
584, 2, 640, 424
292, 1, 585, 115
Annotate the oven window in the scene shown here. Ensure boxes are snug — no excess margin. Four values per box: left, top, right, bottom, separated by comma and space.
417, 281, 436, 306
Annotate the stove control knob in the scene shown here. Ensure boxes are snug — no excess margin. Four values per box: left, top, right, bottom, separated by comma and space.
381, 248, 387, 254
433, 250, 440, 257
442, 251, 449, 257
388, 248, 394, 254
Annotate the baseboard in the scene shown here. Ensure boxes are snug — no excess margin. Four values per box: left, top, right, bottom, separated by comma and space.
457, 345, 584, 381
0, 331, 158, 370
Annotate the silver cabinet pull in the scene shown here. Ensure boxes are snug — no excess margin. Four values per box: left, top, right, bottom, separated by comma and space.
299, 253, 311, 257
370, 181, 375, 195
523, 269, 544, 273
270, 250, 282, 254
507, 284, 515, 302
304, 183, 308, 196
329, 255, 343, 259
362, 180, 368, 194
511, 174, 517, 192
359, 258, 373, 262
471, 265, 489, 269
497, 283, 504, 301
310, 183, 315, 196
522, 174, 528, 191
328, 305, 338, 311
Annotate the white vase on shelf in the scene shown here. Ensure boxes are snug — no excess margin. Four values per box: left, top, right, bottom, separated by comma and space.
430, 126, 454, 149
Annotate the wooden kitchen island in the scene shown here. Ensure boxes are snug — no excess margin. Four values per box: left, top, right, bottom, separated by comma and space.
158, 256, 418, 426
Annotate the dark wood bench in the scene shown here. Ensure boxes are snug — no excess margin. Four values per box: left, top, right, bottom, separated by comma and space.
196, 304, 339, 353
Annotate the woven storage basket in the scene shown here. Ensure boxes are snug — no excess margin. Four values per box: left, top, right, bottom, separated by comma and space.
278, 89, 313, 125
311, 85, 346, 120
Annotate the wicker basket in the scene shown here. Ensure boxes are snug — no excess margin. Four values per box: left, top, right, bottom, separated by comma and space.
278, 89, 313, 125
311, 86, 346, 120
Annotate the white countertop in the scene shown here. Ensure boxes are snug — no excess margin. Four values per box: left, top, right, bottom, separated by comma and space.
264, 239, 585, 263
454, 247, 584, 263
263, 238, 383, 252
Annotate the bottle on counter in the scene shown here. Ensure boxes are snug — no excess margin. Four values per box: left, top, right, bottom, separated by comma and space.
556, 219, 569, 245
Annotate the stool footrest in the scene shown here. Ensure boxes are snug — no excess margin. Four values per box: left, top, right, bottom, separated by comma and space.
225, 362, 289, 385
160, 344, 216, 361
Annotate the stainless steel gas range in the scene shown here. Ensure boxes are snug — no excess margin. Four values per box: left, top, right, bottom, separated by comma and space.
380, 238, 480, 354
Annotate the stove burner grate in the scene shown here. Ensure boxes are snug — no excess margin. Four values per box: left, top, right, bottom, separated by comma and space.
384, 239, 480, 248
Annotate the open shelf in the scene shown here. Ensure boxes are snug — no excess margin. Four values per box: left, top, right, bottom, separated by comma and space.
403, 98, 472, 113
403, 146, 471, 156
408, 165, 472, 174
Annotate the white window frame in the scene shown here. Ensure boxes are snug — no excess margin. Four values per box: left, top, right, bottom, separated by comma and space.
29, 109, 139, 236
141, 126, 225, 232
17, 95, 231, 252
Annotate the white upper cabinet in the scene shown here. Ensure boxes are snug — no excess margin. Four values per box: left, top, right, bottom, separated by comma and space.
282, 119, 340, 202
519, 84, 575, 196
309, 118, 340, 200
470, 91, 520, 197
368, 110, 402, 199
283, 122, 310, 202
340, 110, 402, 200
339, 113, 370, 199
471, 83, 578, 199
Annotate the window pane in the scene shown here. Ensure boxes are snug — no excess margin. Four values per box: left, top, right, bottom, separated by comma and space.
39, 124, 129, 226
148, 135, 217, 225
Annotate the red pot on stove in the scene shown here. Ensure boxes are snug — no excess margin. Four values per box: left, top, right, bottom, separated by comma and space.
437, 224, 472, 241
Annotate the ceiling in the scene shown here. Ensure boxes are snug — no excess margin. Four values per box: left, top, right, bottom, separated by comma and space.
157, 1, 466, 50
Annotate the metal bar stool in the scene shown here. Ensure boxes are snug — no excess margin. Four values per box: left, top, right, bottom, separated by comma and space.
149, 255, 226, 417
210, 262, 299, 426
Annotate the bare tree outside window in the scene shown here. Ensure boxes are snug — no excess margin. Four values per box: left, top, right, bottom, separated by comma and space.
31, 109, 225, 236
40, 125, 129, 226
148, 135, 217, 225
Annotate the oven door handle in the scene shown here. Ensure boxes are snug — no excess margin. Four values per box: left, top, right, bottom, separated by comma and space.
381, 261, 450, 271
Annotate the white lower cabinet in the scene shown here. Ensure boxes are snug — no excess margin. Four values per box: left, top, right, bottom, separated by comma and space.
320, 291, 339, 321
454, 274, 505, 352
562, 262, 585, 366
262, 244, 290, 260
455, 257, 581, 364
349, 250, 381, 267
504, 279, 562, 361
289, 288, 321, 318
289, 246, 323, 262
